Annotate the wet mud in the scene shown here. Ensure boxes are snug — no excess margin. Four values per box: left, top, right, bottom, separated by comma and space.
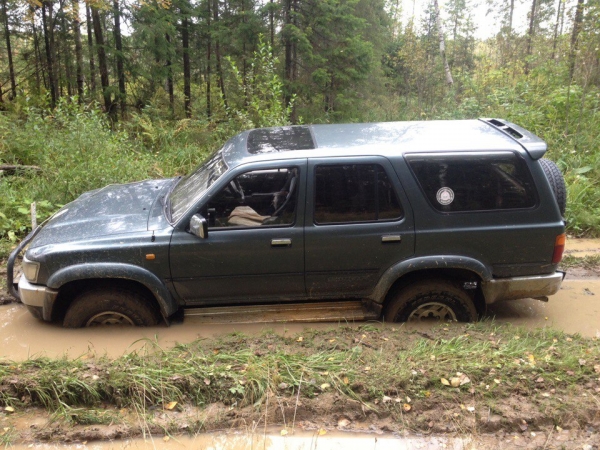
0, 278, 598, 360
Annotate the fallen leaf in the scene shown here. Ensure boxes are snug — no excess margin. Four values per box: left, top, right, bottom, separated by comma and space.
364, 366, 371, 372
579, 359, 587, 366
466, 406, 475, 413
382, 395, 392, 403
163, 436, 170, 442
450, 377, 460, 387
440, 378, 450, 386
296, 337, 303, 342
514, 335, 520, 340
281, 429, 288, 436
403, 403, 411, 412
204, 378, 211, 385
165, 401, 177, 410
337, 418, 351, 428
459, 375, 471, 386
424, 390, 431, 398
430, 355, 436, 361
406, 396, 411, 403
318, 428, 327, 436
343, 377, 349, 385
361, 334, 367, 339
213, 349, 219, 355
594, 365, 600, 374
535, 377, 544, 383
320, 383, 331, 390
4, 406, 14, 413
494, 379, 501, 384
566, 337, 573, 342
328, 339, 336, 343
92, 375, 99, 381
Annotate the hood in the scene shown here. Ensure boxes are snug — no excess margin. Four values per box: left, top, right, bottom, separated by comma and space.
30, 179, 174, 249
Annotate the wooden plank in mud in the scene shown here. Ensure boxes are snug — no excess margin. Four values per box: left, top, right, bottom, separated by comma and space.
183, 301, 379, 324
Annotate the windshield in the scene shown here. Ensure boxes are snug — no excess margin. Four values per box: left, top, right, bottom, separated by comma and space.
168, 152, 228, 223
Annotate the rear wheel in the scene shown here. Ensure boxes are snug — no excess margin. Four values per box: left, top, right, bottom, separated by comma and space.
384, 279, 477, 323
63, 287, 160, 328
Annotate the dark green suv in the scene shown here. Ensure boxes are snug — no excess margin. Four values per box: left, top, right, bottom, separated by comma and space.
8, 118, 567, 327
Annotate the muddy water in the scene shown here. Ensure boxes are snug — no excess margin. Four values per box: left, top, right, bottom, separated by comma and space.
0, 278, 598, 360
564, 237, 600, 258
6, 429, 476, 450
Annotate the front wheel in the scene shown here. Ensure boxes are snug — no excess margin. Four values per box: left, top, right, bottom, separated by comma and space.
63, 287, 160, 328
384, 280, 477, 323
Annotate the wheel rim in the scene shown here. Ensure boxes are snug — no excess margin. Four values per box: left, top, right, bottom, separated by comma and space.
407, 302, 457, 322
86, 311, 135, 326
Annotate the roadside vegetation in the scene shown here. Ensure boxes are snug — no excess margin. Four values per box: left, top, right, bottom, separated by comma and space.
0, 322, 598, 443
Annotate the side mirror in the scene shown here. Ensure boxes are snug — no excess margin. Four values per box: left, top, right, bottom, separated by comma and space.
189, 214, 208, 239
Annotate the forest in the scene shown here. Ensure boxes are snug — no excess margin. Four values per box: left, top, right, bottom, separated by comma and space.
0, 0, 598, 251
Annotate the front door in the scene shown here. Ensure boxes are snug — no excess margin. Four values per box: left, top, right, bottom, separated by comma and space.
304, 156, 415, 298
169, 160, 307, 305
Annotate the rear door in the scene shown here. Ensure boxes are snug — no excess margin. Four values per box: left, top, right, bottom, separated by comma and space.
304, 156, 415, 299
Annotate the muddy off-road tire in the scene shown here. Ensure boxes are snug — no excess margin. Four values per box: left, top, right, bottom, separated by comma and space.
384, 280, 477, 323
539, 158, 566, 216
63, 288, 160, 328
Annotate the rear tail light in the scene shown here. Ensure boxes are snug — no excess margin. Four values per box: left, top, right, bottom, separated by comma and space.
552, 233, 566, 264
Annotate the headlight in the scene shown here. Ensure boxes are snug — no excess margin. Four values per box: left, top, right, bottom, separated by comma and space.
22, 257, 40, 283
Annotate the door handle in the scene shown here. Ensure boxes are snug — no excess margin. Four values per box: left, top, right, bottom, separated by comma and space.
271, 238, 292, 247
381, 235, 401, 243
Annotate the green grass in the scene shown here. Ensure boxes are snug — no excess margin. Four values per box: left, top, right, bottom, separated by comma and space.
560, 254, 600, 269
0, 323, 598, 429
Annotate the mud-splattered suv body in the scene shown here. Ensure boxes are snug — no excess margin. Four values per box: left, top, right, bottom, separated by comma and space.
9, 119, 566, 326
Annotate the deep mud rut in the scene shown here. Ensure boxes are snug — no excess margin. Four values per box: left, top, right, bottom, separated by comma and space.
1, 238, 599, 448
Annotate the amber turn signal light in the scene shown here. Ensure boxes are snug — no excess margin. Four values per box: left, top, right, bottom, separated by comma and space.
551, 233, 566, 264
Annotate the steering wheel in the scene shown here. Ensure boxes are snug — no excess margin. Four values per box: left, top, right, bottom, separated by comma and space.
229, 180, 245, 201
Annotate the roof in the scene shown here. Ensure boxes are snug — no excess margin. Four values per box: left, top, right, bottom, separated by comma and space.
220, 119, 547, 168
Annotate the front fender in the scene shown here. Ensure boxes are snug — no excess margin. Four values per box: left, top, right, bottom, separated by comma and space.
368, 256, 493, 304
47, 263, 178, 319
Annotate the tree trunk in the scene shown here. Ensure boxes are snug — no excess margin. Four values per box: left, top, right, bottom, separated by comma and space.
85, 3, 96, 95
213, 0, 228, 110
31, 12, 45, 93
166, 33, 174, 114
42, 1, 57, 107
508, 0, 514, 33
551, 0, 562, 60
60, 10, 74, 97
113, 0, 126, 118
525, 0, 537, 74
433, 0, 453, 86
206, 0, 211, 118
269, 0, 274, 51
91, 6, 115, 121
283, 0, 292, 106
568, 0, 584, 80
72, 0, 84, 102
181, 10, 191, 118
1, 0, 16, 99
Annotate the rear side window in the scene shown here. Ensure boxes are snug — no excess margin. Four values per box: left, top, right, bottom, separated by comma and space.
407, 153, 537, 212
314, 164, 403, 224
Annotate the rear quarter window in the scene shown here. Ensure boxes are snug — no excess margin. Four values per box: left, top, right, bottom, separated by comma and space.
406, 153, 538, 212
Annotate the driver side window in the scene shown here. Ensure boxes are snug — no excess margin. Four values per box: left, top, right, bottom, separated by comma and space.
204, 167, 299, 228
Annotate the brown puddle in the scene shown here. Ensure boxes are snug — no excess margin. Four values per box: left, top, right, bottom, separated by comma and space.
3, 429, 476, 450
1, 279, 599, 361
564, 237, 600, 258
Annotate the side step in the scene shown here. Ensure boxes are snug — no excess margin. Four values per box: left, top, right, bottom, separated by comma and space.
184, 301, 381, 324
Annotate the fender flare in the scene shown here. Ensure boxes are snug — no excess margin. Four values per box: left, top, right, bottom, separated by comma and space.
47, 263, 179, 319
368, 256, 493, 304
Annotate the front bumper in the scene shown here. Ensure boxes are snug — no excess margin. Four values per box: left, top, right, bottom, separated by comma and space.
481, 271, 565, 304
18, 277, 58, 321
